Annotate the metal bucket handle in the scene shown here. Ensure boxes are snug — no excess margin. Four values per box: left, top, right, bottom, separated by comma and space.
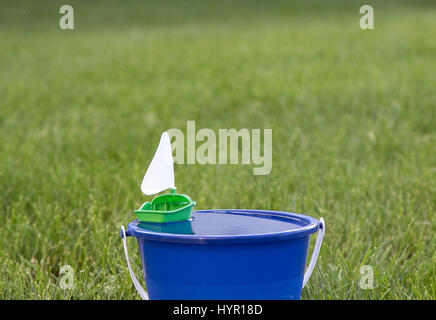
121, 217, 325, 299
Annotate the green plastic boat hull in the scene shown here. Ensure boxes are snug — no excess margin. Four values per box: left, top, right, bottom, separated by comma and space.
134, 189, 196, 223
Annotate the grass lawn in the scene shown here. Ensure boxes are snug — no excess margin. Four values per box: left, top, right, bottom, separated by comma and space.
0, 0, 435, 299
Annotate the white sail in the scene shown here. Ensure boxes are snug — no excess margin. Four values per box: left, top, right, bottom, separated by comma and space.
140, 132, 175, 195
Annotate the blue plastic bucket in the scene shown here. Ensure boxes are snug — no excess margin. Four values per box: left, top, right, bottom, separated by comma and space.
121, 209, 325, 300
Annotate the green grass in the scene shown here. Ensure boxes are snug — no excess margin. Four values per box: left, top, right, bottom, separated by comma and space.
0, 0, 435, 299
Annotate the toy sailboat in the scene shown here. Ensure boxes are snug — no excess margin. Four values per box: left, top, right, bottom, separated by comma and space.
134, 132, 196, 223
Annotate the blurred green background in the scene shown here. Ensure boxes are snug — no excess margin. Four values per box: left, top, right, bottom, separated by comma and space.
0, 0, 435, 299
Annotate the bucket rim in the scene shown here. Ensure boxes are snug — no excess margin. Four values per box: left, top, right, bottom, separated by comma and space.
125, 209, 320, 244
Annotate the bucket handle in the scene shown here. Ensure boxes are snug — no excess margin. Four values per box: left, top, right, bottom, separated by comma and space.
120, 225, 149, 300
302, 217, 325, 288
